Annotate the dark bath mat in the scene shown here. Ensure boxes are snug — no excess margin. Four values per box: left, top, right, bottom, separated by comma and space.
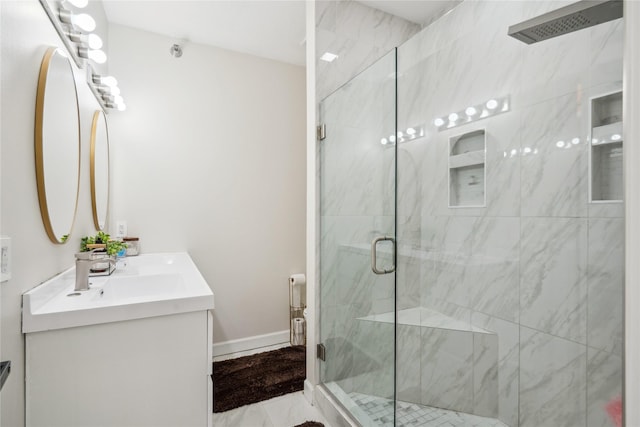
213, 346, 306, 413
294, 422, 324, 427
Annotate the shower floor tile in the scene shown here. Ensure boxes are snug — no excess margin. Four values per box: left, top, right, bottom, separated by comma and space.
349, 392, 509, 427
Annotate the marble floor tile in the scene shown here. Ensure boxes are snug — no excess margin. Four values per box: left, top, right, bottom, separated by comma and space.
212, 392, 331, 427
348, 391, 508, 427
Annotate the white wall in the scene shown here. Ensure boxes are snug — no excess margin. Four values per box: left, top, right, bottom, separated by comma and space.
0, 2, 106, 426
107, 25, 306, 345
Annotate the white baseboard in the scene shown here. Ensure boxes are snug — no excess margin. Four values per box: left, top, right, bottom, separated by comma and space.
304, 379, 314, 405
212, 329, 290, 359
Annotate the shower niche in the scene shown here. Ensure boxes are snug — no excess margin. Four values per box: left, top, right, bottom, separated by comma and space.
590, 91, 623, 202
449, 129, 486, 207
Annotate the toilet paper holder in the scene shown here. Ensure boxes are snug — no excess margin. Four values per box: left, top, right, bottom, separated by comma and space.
289, 274, 306, 346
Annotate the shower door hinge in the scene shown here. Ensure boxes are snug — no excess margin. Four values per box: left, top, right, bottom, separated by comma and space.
317, 343, 326, 361
317, 124, 326, 141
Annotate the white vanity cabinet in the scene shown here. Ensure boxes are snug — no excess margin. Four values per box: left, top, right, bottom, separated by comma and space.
26, 310, 212, 427
23, 253, 214, 427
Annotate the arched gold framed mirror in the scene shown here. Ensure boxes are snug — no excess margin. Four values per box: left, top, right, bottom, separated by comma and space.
35, 47, 81, 244
90, 110, 110, 230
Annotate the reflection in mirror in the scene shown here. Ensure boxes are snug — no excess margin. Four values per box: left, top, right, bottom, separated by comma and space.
35, 47, 81, 244
90, 110, 110, 230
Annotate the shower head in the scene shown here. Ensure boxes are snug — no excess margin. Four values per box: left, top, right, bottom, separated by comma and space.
508, 0, 622, 44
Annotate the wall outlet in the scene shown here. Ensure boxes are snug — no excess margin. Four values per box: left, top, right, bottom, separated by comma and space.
116, 221, 128, 238
1, 236, 11, 282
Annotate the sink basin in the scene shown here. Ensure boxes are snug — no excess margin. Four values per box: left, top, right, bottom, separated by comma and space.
23, 252, 214, 333
93, 273, 186, 302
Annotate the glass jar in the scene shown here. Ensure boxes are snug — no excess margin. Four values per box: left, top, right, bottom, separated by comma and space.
123, 237, 140, 256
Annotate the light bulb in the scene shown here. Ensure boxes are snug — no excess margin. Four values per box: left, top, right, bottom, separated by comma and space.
87, 34, 103, 49
406, 128, 416, 135
434, 117, 445, 127
465, 106, 477, 116
71, 13, 96, 32
67, 0, 89, 8
571, 137, 581, 145
88, 49, 107, 64
486, 99, 499, 110
109, 86, 121, 96
113, 95, 124, 104
101, 76, 118, 87
381, 138, 388, 145
117, 103, 127, 112
448, 112, 459, 122
556, 140, 565, 148
611, 134, 622, 141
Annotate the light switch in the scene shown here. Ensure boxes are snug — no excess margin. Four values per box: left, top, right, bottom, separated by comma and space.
1, 236, 11, 282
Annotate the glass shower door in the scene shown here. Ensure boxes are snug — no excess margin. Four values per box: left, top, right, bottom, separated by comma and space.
319, 49, 397, 426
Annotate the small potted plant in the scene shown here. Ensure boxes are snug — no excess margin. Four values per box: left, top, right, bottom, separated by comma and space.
80, 231, 127, 273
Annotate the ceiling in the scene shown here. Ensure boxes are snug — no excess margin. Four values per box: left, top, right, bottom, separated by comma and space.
102, 1, 459, 67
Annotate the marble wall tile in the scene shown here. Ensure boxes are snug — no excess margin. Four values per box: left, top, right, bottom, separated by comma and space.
586, 348, 622, 427
587, 218, 623, 356
316, 1, 336, 32
519, 2, 590, 107
397, 144, 424, 222
468, 217, 520, 322
520, 93, 589, 218
424, 216, 477, 309
397, 54, 436, 133
480, 113, 522, 218
590, 19, 623, 89
472, 332, 499, 418
320, 215, 375, 308
472, 312, 520, 427
419, 134, 449, 217
316, 0, 418, 101
520, 217, 588, 343
396, 246, 421, 311
350, 320, 395, 399
519, 327, 586, 427
320, 126, 393, 216
397, 324, 421, 405
420, 328, 474, 414
325, 305, 361, 386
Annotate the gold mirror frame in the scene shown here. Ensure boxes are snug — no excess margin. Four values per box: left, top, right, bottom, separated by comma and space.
35, 47, 81, 244
90, 110, 110, 231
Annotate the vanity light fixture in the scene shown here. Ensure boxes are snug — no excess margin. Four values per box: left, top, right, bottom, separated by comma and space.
87, 34, 103, 49
433, 95, 511, 132
40, 0, 126, 112
65, 30, 102, 50
59, 7, 96, 32
379, 125, 425, 145
65, 0, 88, 8
92, 75, 118, 87
78, 47, 106, 64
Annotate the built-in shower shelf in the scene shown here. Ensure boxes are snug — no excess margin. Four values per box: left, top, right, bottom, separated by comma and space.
449, 151, 485, 169
449, 129, 486, 207
590, 90, 623, 202
591, 121, 623, 145
358, 307, 493, 334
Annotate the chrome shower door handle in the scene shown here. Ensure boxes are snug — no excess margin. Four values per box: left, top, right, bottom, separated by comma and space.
371, 236, 396, 275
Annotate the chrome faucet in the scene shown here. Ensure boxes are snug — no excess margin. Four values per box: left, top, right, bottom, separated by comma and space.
74, 251, 115, 291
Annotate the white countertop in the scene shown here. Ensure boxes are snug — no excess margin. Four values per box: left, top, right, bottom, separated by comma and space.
23, 252, 214, 333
